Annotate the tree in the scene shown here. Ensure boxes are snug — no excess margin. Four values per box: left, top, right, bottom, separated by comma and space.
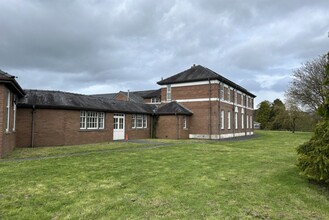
297, 52, 329, 184
269, 99, 289, 130
255, 101, 271, 129
286, 54, 328, 113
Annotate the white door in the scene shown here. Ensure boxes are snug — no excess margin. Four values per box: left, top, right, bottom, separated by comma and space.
113, 113, 125, 140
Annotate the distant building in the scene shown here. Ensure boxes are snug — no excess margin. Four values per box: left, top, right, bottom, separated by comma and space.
0, 65, 256, 158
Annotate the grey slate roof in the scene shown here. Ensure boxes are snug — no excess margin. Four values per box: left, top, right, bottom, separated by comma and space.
157, 65, 256, 97
17, 90, 156, 114
0, 69, 25, 97
91, 93, 117, 100
156, 102, 193, 115
92, 89, 160, 103
142, 89, 161, 98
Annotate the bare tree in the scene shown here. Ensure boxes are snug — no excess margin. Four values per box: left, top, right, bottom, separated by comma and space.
286, 55, 328, 113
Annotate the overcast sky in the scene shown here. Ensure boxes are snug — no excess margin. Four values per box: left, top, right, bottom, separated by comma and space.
1, 0, 328, 106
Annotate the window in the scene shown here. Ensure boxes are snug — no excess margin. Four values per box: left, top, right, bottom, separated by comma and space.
80, 111, 105, 129
5, 90, 10, 132
246, 114, 249, 129
13, 95, 17, 132
183, 116, 187, 129
220, 84, 224, 100
227, 89, 231, 102
235, 112, 238, 129
250, 115, 253, 129
227, 111, 231, 129
151, 98, 160, 103
132, 114, 147, 129
241, 113, 244, 129
234, 90, 237, 104
221, 110, 225, 129
242, 95, 245, 106
167, 85, 171, 101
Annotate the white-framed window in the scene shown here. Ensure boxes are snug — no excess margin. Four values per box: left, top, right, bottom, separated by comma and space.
183, 116, 187, 129
80, 111, 105, 130
246, 114, 249, 129
151, 98, 160, 103
241, 113, 244, 129
242, 95, 245, 106
227, 89, 231, 102
221, 110, 225, 130
250, 115, 253, 129
220, 83, 224, 100
132, 114, 147, 129
13, 95, 17, 132
167, 85, 171, 101
235, 112, 238, 129
227, 111, 231, 130
234, 90, 237, 104
5, 90, 10, 132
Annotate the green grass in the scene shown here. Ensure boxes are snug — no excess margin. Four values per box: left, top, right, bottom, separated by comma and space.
1, 131, 328, 219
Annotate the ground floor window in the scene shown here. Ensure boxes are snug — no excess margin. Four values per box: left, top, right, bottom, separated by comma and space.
132, 114, 147, 129
221, 110, 225, 130
80, 111, 105, 129
5, 90, 10, 132
241, 113, 244, 129
235, 112, 238, 129
183, 116, 187, 129
227, 111, 231, 130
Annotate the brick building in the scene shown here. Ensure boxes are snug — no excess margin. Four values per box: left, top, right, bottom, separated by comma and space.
0, 65, 255, 158
0, 71, 25, 158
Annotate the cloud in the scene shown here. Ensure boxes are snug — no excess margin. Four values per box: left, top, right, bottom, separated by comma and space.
0, 0, 328, 104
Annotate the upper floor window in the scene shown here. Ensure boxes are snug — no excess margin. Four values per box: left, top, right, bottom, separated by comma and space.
5, 90, 10, 132
132, 114, 147, 129
220, 83, 224, 100
234, 90, 237, 104
151, 98, 160, 103
227, 89, 231, 102
80, 111, 105, 130
167, 85, 171, 101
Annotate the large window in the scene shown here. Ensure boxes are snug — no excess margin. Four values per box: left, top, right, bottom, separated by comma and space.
235, 112, 238, 129
167, 85, 171, 101
221, 110, 225, 130
241, 113, 244, 129
250, 115, 253, 129
246, 114, 249, 129
132, 114, 147, 129
80, 111, 105, 130
227, 111, 231, 130
5, 90, 10, 132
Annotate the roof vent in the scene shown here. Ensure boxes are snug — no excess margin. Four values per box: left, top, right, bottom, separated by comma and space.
192, 64, 196, 68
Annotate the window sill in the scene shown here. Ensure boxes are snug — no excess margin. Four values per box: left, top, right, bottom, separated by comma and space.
79, 129, 106, 132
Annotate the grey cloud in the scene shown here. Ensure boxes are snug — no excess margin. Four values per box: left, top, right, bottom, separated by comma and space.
0, 0, 328, 105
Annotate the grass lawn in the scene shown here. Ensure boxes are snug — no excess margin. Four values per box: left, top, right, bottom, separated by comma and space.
1, 131, 328, 219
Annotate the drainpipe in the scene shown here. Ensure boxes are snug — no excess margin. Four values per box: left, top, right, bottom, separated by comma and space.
31, 105, 36, 148
208, 78, 212, 140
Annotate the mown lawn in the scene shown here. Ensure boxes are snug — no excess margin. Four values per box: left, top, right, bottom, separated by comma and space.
1, 131, 328, 219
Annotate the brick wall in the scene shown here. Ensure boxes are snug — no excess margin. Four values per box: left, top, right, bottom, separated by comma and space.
156, 115, 189, 139
16, 108, 151, 148
126, 114, 151, 139
0, 85, 17, 158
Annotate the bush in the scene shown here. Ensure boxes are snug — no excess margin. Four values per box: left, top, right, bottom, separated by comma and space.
297, 121, 329, 183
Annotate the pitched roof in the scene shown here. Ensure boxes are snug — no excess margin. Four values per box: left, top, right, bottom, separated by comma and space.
17, 90, 156, 114
0, 69, 26, 97
142, 89, 161, 98
156, 101, 193, 115
93, 89, 160, 103
157, 65, 256, 97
